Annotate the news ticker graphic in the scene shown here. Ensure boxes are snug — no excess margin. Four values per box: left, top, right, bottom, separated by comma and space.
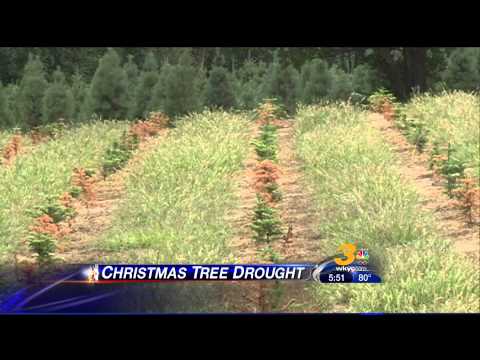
80, 261, 381, 284
77, 241, 380, 284
0, 242, 381, 313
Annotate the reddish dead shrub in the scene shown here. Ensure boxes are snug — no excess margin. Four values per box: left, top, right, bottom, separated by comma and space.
382, 101, 395, 121
452, 177, 480, 224
148, 112, 170, 128
2, 134, 22, 165
29, 214, 61, 239
129, 112, 170, 140
254, 161, 281, 188
72, 168, 96, 202
253, 160, 282, 204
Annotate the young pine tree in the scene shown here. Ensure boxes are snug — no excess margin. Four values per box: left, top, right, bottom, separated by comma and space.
163, 49, 202, 117
251, 195, 283, 243
124, 54, 140, 119
17, 54, 48, 128
205, 64, 236, 110
134, 52, 159, 119
42, 68, 75, 124
88, 48, 129, 120
299, 58, 333, 104
442, 48, 480, 91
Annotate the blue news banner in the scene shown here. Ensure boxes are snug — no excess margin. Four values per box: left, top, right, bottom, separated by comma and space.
85, 263, 381, 283
0, 262, 381, 313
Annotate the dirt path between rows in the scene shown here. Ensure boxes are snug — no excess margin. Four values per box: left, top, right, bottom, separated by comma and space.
369, 113, 480, 263
56, 130, 169, 264
275, 121, 324, 262
230, 120, 323, 263
228, 119, 323, 312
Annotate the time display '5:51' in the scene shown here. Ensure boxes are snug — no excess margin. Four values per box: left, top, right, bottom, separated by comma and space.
328, 273, 345, 282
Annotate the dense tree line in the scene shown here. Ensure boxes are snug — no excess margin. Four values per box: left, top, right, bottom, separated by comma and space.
0, 47, 478, 129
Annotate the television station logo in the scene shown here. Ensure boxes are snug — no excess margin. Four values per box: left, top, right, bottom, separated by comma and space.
334, 241, 369, 266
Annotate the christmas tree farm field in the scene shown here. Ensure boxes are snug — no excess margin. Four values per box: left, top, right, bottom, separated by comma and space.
99, 111, 253, 263
295, 104, 479, 312
0, 121, 129, 263
397, 91, 480, 183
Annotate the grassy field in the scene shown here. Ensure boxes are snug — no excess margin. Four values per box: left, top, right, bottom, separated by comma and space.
295, 103, 479, 312
100, 111, 252, 263
399, 91, 480, 181
0, 121, 129, 263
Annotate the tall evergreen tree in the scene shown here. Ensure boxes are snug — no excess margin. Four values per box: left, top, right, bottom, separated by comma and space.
196, 63, 208, 109
71, 70, 89, 122
88, 48, 129, 119
234, 60, 267, 109
442, 48, 480, 91
261, 51, 282, 100
17, 54, 48, 128
351, 63, 379, 96
149, 61, 172, 112
5, 84, 20, 126
205, 64, 236, 109
0, 81, 12, 128
42, 68, 74, 124
134, 51, 159, 118
329, 66, 354, 100
278, 64, 300, 114
299, 58, 333, 104
262, 53, 299, 113
163, 49, 202, 117
124, 54, 139, 118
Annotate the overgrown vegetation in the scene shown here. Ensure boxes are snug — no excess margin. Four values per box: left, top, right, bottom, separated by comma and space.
0, 121, 128, 263
398, 92, 479, 180
100, 111, 251, 263
295, 104, 479, 312
396, 91, 479, 218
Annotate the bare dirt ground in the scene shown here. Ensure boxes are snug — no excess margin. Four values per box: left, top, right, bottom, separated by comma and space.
56, 130, 169, 264
227, 119, 324, 312
369, 113, 480, 263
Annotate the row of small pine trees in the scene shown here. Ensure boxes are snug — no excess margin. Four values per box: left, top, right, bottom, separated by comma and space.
369, 91, 479, 224
0, 48, 383, 130
250, 100, 285, 262
26, 113, 169, 264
